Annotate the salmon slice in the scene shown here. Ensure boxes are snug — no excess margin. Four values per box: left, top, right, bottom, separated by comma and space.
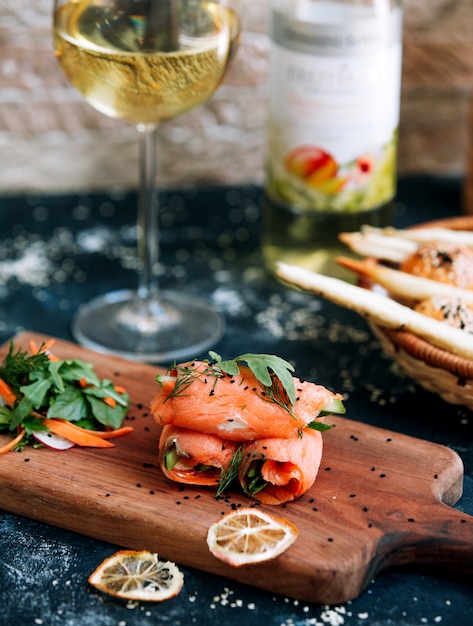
150, 361, 342, 441
238, 428, 323, 505
158, 425, 238, 486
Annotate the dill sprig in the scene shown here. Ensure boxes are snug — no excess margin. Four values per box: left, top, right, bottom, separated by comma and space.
216, 446, 243, 497
0, 341, 50, 394
156, 361, 225, 401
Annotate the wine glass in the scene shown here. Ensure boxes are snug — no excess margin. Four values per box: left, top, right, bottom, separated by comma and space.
53, 0, 240, 362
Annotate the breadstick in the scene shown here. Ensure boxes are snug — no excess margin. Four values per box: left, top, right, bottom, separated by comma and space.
339, 225, 473, 263
276, 262, 473, 360
336, 256, 473, 304
365, 225, 473, 246
338, 231, 415, 263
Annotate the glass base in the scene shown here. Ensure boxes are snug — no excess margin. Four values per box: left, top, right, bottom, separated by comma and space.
71, 289, 225, 363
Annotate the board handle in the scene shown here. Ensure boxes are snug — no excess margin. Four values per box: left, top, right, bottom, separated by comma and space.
387, 504, 473, 574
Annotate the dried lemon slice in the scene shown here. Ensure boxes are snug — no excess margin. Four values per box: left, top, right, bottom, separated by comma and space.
88, 550, 184, 601
206, 508, 298, 567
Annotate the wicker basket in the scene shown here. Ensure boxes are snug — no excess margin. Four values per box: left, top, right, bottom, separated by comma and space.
368, 215, 473, 410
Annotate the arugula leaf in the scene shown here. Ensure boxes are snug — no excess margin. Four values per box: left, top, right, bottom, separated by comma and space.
9, 397, 35, 431
0, 406, 12, 430
86, 395, 129, 429
83, 381, 129, 407
210, 352, 296, 409
47, 387, 89, 422
57, 359, 101, 387
0, 341, 130, 441
20, 374, 53, 408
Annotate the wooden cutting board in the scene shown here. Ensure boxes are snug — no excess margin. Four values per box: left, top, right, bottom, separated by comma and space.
0, 331, 472, 604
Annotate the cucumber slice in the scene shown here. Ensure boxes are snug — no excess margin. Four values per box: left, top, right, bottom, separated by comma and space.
319, 398, 345, 417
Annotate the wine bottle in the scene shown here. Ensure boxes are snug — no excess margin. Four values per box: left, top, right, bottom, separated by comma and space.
262, 0, 403, 279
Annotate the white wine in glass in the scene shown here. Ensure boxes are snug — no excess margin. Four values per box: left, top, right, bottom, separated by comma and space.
53, 0, 240, 361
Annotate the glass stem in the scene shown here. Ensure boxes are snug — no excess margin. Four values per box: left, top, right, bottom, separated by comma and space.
137, 123, 159, 301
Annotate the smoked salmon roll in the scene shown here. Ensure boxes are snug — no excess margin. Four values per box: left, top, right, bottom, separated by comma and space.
238, 428, 323, 505
151, 360, 343, 442
158, 425, 238, 486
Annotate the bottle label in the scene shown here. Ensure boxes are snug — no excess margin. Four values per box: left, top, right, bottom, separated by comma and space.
267, 5, 403, 212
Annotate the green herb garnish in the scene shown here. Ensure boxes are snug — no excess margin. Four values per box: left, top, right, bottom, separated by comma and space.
242, 460, 268, 497
210, 352, 295, 403
0, 340, 130, 451
156, 351, 297, 416
216, 446, 243, 497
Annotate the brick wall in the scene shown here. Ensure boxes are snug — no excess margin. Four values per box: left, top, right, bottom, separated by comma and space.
0, 0, 472, 193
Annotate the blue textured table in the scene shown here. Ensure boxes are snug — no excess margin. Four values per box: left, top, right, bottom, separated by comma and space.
0, 177, 472, 625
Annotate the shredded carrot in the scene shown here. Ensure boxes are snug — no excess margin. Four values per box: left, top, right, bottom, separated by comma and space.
52, 419, 133, 440
78, 378, 87, 388
114, 385, 127, 394
29, 340, 39, 354
103, 397, 117, 409
29, 338, 58, 361
0, 378, 17, 408
42, 418, 115, 448
0, 428, 26, 455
